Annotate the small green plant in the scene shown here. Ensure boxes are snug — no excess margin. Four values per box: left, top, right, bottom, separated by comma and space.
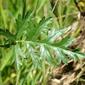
0, 0, 85, 85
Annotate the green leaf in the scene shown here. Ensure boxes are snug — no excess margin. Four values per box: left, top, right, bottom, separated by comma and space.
0, 28, 16, 41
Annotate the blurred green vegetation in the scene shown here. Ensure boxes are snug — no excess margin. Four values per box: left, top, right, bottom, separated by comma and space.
0, 0, 85, 85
